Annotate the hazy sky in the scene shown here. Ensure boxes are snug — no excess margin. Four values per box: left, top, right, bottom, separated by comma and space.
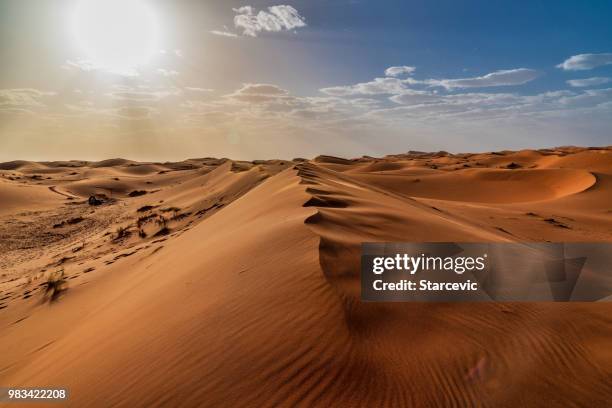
1, 0, 611, 161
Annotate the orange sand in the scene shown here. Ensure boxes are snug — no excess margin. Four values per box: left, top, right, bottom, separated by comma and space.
0, 147, 611, 407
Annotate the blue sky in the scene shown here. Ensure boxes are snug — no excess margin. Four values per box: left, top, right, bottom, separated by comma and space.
0, 0, 611, 160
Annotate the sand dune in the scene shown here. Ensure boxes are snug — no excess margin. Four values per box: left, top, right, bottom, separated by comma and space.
0, 147, 611, 407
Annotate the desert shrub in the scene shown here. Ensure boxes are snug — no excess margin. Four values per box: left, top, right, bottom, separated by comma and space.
114, 226, 130, 240
155, 215, 167, 227
137, 205, 155, 212
43, 270, 67, 302
129, 190, 147, 197
160, 207, 181, 213
154, 226, 170, 237
137, 214, 156, 228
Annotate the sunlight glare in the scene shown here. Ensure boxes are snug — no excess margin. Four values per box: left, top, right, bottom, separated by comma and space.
72, 0, 159, 75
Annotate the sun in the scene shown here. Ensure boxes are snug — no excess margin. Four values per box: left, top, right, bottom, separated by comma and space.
72, 0, 159, 75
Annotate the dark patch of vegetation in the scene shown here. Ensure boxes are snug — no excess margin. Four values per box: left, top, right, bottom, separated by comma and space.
195, 203, 223, 216
137, 214, 156, 227
67, 216, 84, 225
171, 212, 192, 221
155, 215, 167, 227
42, 270, 67, 302
153, 215, 170, 237
544, 218, 570, 229
88, 195, 103, 206
139, 229, 147, 239
160, 207, 181, 213
128, 190, 147, 197
114, 226, 131, 240
506, 162, 522, 169
54, 216, 85, 228
154, 226, 170, 237
137, 205, 156, 212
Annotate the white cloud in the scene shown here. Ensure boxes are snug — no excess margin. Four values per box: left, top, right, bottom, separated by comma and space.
225, 83, 293, 103
389, 89, 439, 104
566, 77, 611, 87
557, 53, 612, 71
321, 68, 539, 96
233, 5, 306, 37
184, 87, 214, 93
210, 30, 239, 38
426, 68, 540, 89
558, 88, 612, 107
321, 77, 409, 96
62, 59, 140, 77
156, 69, 180, 77
385, 66, 416, 77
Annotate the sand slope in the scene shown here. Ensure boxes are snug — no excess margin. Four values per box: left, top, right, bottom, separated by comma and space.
0, 147, 611, 407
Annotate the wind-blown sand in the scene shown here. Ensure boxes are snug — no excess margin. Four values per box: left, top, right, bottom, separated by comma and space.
0, 147, 611, 407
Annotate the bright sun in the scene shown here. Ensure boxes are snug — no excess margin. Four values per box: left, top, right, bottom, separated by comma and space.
72, 0, 159, 74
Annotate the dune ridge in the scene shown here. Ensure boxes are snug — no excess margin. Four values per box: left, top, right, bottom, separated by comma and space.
0, 147, 611, 407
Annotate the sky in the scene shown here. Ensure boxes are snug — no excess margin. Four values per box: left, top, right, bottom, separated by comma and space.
0, 0, 611, 161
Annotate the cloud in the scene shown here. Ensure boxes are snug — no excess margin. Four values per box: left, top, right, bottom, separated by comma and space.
210, 30, 239, 38
321, 68, 539, 96
156, 69, 180, 77
566, 77, 611, 88
321, 77, 409, 96
238, 84, 288, 95
426, 68, 540, 89
389, 89, 440, 104
233, 5, 306, 37
0, 88, 56, 109
385, 66, 416, 77
225, 83, 293, 103
62, 59, 140, 77
558, 88, 612, 107
107, 86, 182, 102
557, 53, 612, 71
184, 87, 213, 92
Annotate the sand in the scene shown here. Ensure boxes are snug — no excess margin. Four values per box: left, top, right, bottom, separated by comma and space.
0, 147, 611, 407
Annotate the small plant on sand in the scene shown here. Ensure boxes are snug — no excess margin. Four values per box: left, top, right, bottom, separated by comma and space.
114, 226, 130, 241
155, 215, 167, 227
43, 269, 67, 302
154, 215, 170, 236
137, 214, 155, 228
139, 228, 147, 238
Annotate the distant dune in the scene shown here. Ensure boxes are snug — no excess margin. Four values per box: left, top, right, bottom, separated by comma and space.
0, 147, 611, 407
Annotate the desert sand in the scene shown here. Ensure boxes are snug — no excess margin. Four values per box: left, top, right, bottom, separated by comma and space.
0, 147, 611, 407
